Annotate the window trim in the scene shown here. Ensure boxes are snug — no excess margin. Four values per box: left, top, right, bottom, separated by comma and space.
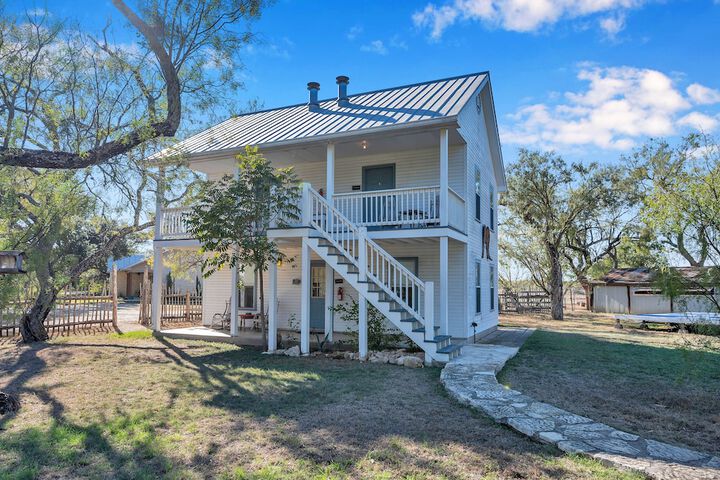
489, 265, 496, 311
489, 184, 495, 231
237, 268, 257, 311
475, 259, 482, 314
474, 167, 482, 223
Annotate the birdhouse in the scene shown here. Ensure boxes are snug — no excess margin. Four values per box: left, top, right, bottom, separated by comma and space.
0, 251, 26, 274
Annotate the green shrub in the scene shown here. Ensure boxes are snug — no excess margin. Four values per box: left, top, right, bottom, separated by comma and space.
330, 298, 404, 350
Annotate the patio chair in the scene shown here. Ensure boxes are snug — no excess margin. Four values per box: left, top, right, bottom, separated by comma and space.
212, 300, 231, 330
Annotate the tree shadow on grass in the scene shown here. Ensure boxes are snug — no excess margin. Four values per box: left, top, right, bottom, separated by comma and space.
150, 337, 606, 479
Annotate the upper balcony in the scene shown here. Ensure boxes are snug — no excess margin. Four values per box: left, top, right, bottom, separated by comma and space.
158, 184, 466, 241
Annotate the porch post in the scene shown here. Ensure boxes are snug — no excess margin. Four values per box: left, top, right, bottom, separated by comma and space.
268, 260, 278, 351
324, 263, 334, 341
230, 164, 240, 337
230, 262, 239, 336
440, 236, 449, 336
151, 246, 163, 331
439, 128, 449, 226
326, 143, 335, 200
300, 237, 311, 354
359, 296, 368, 361
151, 169, 164, 331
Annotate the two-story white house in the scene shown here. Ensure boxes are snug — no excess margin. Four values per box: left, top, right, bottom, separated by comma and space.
151, 72, 506, 364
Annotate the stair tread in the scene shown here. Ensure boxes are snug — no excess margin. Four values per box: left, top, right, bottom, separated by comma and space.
436, 344, 462, 354
425, 335, 452, 343
412, 326, 441, 333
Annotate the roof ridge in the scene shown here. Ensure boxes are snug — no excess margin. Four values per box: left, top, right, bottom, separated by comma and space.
228, 71, 489, 119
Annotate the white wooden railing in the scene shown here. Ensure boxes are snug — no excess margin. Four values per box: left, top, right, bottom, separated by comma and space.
307, 185, 435, 340
334, 186, 440, 228
160, 207, 193, 239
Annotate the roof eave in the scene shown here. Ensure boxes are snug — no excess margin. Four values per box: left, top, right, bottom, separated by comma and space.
169, 115, 461, 163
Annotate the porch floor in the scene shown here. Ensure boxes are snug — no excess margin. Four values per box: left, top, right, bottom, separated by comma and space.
159, 326, 266, 346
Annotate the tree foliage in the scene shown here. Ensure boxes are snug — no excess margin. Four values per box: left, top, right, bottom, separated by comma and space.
0, 1, 265, 169
186, 147, 300, 347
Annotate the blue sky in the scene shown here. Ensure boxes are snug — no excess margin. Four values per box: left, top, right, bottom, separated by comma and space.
12, 0, 720, 164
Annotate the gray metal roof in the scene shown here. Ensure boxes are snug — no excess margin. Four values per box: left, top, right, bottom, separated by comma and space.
160, 72, 488, 157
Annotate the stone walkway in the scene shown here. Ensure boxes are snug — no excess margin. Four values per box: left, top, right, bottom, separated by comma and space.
441, 329, 720, 480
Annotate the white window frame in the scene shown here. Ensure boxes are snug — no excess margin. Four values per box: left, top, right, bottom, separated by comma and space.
489, 184, 495, 231
475, 260, 482, 314
474, 168, 481, 222
489, 265, 496, 311
238, 268, 257, 310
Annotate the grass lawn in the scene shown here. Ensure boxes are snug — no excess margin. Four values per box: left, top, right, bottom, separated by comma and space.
499, 312, 720, 457
0, 329, 643, 479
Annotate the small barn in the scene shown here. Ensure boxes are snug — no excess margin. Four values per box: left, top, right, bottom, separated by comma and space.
110, 255, 149, 298
591, 267, 715, 314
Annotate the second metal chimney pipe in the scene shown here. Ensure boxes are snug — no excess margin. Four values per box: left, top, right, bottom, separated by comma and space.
307, 82, 320, 111
336, 76, 349, 106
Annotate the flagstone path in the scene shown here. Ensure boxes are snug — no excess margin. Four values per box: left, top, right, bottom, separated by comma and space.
442, 328, 720, 480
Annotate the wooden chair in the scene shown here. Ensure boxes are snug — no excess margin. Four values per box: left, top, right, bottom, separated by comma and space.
212, 300, 231, 330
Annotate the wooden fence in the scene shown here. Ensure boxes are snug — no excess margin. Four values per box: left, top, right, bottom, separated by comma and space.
138, 268, 202, 328
499, 287, 586, 314
0, 267, 118, 337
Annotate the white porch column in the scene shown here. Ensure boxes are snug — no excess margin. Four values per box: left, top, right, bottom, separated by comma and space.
229, 164, 240, 337
439, 128, 449, 226
230, 262, 239, 336
324, 263, 334, 341
151, 168, 164, 331
326, 143, 335, 200
268, 260, 278, 351
358, 297, 368, 361
300, 237, 311, 354
151, 246, 163, 331
440, 236, 449, 336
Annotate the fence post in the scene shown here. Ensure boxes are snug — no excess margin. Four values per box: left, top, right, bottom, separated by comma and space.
112, 264, 118, 327
185, 291, 191, 323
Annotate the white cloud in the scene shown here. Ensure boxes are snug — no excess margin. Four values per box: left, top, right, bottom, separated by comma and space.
347, 25, 363, 41
413, 0, 646, 39
678, 112, 719, 132
687, 83, 720, 105
503, 65, 720, 151
360, 40, 388, 55
599, 12, 626, 40
25, 8, 50, 17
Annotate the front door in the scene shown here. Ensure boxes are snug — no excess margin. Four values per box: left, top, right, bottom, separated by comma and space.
309, 261, 326, 330
362, 164, 396, 226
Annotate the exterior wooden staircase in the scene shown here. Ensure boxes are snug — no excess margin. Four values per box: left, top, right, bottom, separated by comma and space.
303, 185, 462, 363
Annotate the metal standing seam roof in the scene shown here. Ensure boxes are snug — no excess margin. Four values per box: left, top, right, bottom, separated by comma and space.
156, 72, 489, 157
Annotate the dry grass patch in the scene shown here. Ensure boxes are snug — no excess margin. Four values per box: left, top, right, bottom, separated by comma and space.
0, 331, 643, 479
499, 311, 720, 457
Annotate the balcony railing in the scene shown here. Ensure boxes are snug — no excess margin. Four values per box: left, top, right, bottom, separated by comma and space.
157, 185, 467, 240
333, 186, 466, 231
160, 207, 193, 239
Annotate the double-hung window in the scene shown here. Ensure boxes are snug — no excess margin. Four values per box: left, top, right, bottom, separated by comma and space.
238, 268, 256, 310
475, 260, 482, 314
489, 184, 495, 230
489, 265, 496, 311
474, 168, 482, 222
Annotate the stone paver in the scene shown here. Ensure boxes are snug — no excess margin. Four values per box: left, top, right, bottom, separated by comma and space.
441, 333, 720, 480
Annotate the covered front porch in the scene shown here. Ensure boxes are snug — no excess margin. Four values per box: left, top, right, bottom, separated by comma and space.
158, 126, 468, 241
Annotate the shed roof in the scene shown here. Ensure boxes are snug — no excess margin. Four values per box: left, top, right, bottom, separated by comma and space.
154, 72, 489, 157
108, 255, 147, 273
594, 267, 707, 285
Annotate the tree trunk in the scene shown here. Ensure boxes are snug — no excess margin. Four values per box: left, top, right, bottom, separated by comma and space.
258, 267, 267, 350
581, 281, 591, 311
19, 288, 56, 343
547, 243, 564, 320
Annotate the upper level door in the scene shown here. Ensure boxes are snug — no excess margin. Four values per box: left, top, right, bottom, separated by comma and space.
362, 164, 396, 226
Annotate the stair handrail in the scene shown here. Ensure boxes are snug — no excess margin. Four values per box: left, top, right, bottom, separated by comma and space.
306, 185, 434, 340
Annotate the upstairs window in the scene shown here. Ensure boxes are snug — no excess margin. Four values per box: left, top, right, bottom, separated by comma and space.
475, 260, 482, 314
489, 184, 495, 230
475, 168, 481, 222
